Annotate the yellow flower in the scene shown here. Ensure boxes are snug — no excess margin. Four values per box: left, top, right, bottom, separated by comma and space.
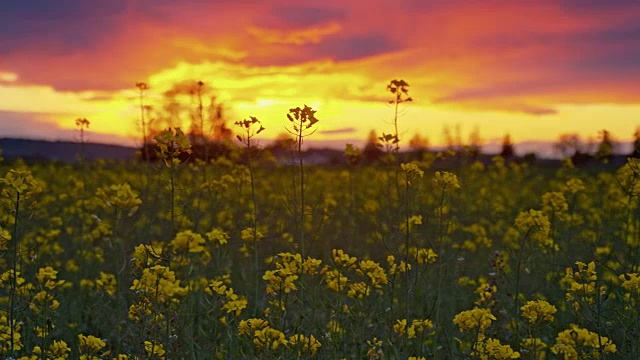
171, 230, 206, 253
332, 249, 358, 269
387, 255, 411, 275
0, 315, 23, 352
205, 227, 229, 245
241, 227, 264, 243
289, 334, 322, 356
29, 290, 60, 313
130, 265, 186, 302
154, 127, 192, 162
366, 337, 384, 359
394, 319, 407, 336
562, 261, 600, 309
0, 226, 10, 251
253, 327, 288, 351
453, 308, 496, 332
408, 319, 434, 338
409, 247, 438, 265
238, 318, 269, 335
206, 279, 228, 296
475, 337, 520, 359
401, 162, 424, 178
514, 210, 556, 251
131, 243, 163, 269
433, 171, 460, 189
347, 281, 369, 298
263, 269, 298, 295
358, 260, 388, 288
95, 272, 117, 296
95, 183, 142, 213
144, 340, 166, 359
78, 334, 106, 357
563, 178, 586, 194
302, 257, 323, 275
36, 266, 66, 290
520, 338, 547, 359
551, 324, 616, 359
326, 319, 344, 335
324, 269, 348, 292
520, 300, 557, 324
1, 169, 43, 199
221, 290, 248, 316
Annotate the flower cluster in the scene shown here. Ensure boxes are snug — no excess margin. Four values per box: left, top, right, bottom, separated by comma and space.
520, 300, 557, 324
514, 209, 556, 251
551, 324, 617, 359
393, 318, 434, 338
562, 261, 600, 310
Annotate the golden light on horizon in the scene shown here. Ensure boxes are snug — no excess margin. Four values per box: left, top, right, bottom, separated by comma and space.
0, 1, 638, 151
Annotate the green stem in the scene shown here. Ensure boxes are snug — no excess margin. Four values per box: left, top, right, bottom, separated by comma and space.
9, 191, 20, 357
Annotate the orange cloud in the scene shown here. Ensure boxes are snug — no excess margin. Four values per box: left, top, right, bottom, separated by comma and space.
249, 22, 342, 45
1, 0, 639, 151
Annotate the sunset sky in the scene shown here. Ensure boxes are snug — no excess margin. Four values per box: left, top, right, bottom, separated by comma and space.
1, 0, 639, 154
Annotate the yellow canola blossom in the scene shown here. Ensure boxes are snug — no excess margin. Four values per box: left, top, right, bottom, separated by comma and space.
520, 300, 557, 324
453, 308, 496, 332
551, 324, 616, 359
130, 265, 186, 302
144, 340, 166, 360
474, 338, 520, 359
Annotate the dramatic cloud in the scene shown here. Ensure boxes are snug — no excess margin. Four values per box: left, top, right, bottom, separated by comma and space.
1, 0, 639, 148
319, 127, 357, 136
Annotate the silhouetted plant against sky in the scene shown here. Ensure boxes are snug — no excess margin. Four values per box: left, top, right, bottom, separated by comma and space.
387, 79, 412, 153
285, 105, 319, 258
75, 118, 90, 161
501, 133, 515, 159
135, 82, 150, 161
235, 116, 266, 312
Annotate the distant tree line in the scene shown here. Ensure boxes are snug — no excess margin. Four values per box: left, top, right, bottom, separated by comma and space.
124, 80, 640, 166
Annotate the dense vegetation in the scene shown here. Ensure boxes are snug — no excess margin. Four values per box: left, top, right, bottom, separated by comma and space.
1, 130, 639, 359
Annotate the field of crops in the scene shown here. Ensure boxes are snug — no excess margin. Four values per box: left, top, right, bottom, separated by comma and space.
1, 135, 639, 359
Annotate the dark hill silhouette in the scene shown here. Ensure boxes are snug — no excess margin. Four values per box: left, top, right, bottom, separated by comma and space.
0, 138, 136, 162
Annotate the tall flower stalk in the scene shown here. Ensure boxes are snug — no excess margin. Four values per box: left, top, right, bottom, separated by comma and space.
285, 105, 319, 258
235, 116, 266, 311
154, 128, 192, 237
1, 170, 42, 357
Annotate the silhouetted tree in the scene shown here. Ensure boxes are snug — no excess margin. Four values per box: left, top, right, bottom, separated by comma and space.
522, 152, 537, 164
500, 133, 515, 159
555, 133, 593, 166
363, 129, 383, 163
464, 126, 482, 160
142, 80, 234, 162
265, 132, 296, 159
595, 129, 613, 163
555, 133, 584, 159
442, 124, 463, 153
409, 132, 429, 152
631, 127, 640, 158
